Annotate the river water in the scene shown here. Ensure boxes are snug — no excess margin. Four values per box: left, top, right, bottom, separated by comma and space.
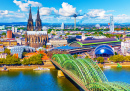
0, 67, 130, 91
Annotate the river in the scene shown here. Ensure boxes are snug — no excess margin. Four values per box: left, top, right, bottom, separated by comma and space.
0, 67, 130, 91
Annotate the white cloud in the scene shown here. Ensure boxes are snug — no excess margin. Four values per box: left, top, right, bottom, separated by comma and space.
28, 1, 42, 7
13, 0, 42, 11
40, 2, 76, 17
87, 9, 107, 18
40, 7, 58, 16
59, 2, 76, 17
0, 10, 9, 15
114, 14, 130, 23
18, 9, 20, 12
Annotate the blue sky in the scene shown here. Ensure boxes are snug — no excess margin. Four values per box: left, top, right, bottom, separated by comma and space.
0, 0, 130, 23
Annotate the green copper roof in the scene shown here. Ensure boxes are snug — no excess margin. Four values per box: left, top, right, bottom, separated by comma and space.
76, 40, 120, 47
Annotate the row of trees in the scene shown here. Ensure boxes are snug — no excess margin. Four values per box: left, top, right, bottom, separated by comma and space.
0, 54, 43, 65
109, 55, 130, 62
0, 55, 21, 65
94, 55, 130, 63
22, 54, 43, 65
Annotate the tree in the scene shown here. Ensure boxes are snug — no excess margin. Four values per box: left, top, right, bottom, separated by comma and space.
22, 54, 43, 65
99, 31, 103, 35
97, 57, 104, 63
85, 56, 89, 58
1, 32, 6, 36
125, 56, 130, 62
22, 35, 25, 38
115, 52, 118, 55
73, 54, 78, 58
109, 55, 125, 62
4, 48, 10, 55
47, 29, 52, 33
43, 45, 46, 48
0, 55, 21, 65
22, 52, 27, 58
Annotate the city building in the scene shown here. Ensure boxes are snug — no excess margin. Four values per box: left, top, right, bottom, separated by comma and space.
1, 40, 17, 47
35, 7, 42, 31
94, 44, 114, 57
0, 53, 7, 59
110, 15, 114, 32
12, 26, 15, 33
25, 6, 48, 48
76, 33, 86, 41
15, 27, 17, 33
11, 46, 35, 58
121, 40, 130, 55
67, 38, 120, 55
61, 22, 65, 29
70, 38, 120, 48
27, 6, 34, 31
49, 39, 67, 47
7, 30, 12, 38
0, 48, 4, 52
95, 24, 100, 29
25, 31, 48, 48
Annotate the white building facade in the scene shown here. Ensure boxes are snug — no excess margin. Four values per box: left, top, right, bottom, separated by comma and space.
110, 16, 114, 32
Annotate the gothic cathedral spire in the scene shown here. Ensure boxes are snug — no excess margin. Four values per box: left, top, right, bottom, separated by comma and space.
27, 6, 34, 31
35, 7, 42, 31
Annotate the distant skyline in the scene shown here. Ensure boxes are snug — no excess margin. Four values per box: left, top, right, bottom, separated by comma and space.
0, 0, 130, 23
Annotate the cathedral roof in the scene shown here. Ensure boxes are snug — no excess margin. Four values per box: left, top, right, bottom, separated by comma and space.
27, 31, 47, 35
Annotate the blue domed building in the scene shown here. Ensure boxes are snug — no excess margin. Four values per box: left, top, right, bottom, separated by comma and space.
94, 45, 114, 57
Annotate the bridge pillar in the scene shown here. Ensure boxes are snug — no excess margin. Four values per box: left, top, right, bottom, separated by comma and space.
57, 70, 65, 77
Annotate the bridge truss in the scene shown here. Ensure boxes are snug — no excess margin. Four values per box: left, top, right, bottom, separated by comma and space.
52, 54, 130, 91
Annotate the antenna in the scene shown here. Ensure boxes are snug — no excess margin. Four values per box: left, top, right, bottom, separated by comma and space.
73, 14, 77, 30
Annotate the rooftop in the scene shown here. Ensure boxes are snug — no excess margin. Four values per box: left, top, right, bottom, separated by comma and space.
27, 31, 47, 35
54, 45, 81, 50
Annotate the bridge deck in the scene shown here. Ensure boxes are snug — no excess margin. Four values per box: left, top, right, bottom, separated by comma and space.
51, 60, 88, 91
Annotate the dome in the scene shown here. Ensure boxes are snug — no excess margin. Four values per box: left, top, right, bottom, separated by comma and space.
95, 45, 114, 57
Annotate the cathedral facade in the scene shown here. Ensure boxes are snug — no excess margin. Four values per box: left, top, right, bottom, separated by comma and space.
25, 7, 48, 48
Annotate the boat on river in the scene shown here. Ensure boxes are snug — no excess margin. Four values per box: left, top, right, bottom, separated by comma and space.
33, 67, 50, 71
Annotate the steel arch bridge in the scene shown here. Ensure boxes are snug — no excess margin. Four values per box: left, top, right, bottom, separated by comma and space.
52, 54, 130, 91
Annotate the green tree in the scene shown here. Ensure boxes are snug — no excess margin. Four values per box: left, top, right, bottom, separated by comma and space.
109, 55, 124, 62
73, 54, 78, 58
97, 57, 104, 63
22, 35, 25, 38
125, 56, 130, 62
4, 48, 10, 55
22, 54, 43, 65
1, 32, 6, 36
1, 55, 21, 65
85, 56, 89, 58
43, 45, 46, 48
47, 29, 52, 33
22, 52, 27, 58
115, 52, 118, 55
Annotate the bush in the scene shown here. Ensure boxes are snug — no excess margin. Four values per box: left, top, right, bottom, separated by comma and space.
97, 57, 104, 63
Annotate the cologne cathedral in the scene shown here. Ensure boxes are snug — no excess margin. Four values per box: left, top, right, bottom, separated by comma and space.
25, 7, 48, 48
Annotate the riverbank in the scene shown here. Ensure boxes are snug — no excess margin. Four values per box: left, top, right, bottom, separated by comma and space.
1, 62, 130, 71
0, 64, 55, 71
98, 62, 130, 67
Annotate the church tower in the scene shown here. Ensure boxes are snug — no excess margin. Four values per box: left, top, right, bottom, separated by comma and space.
27, 6, 34, 31
35, 7, 42, 31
